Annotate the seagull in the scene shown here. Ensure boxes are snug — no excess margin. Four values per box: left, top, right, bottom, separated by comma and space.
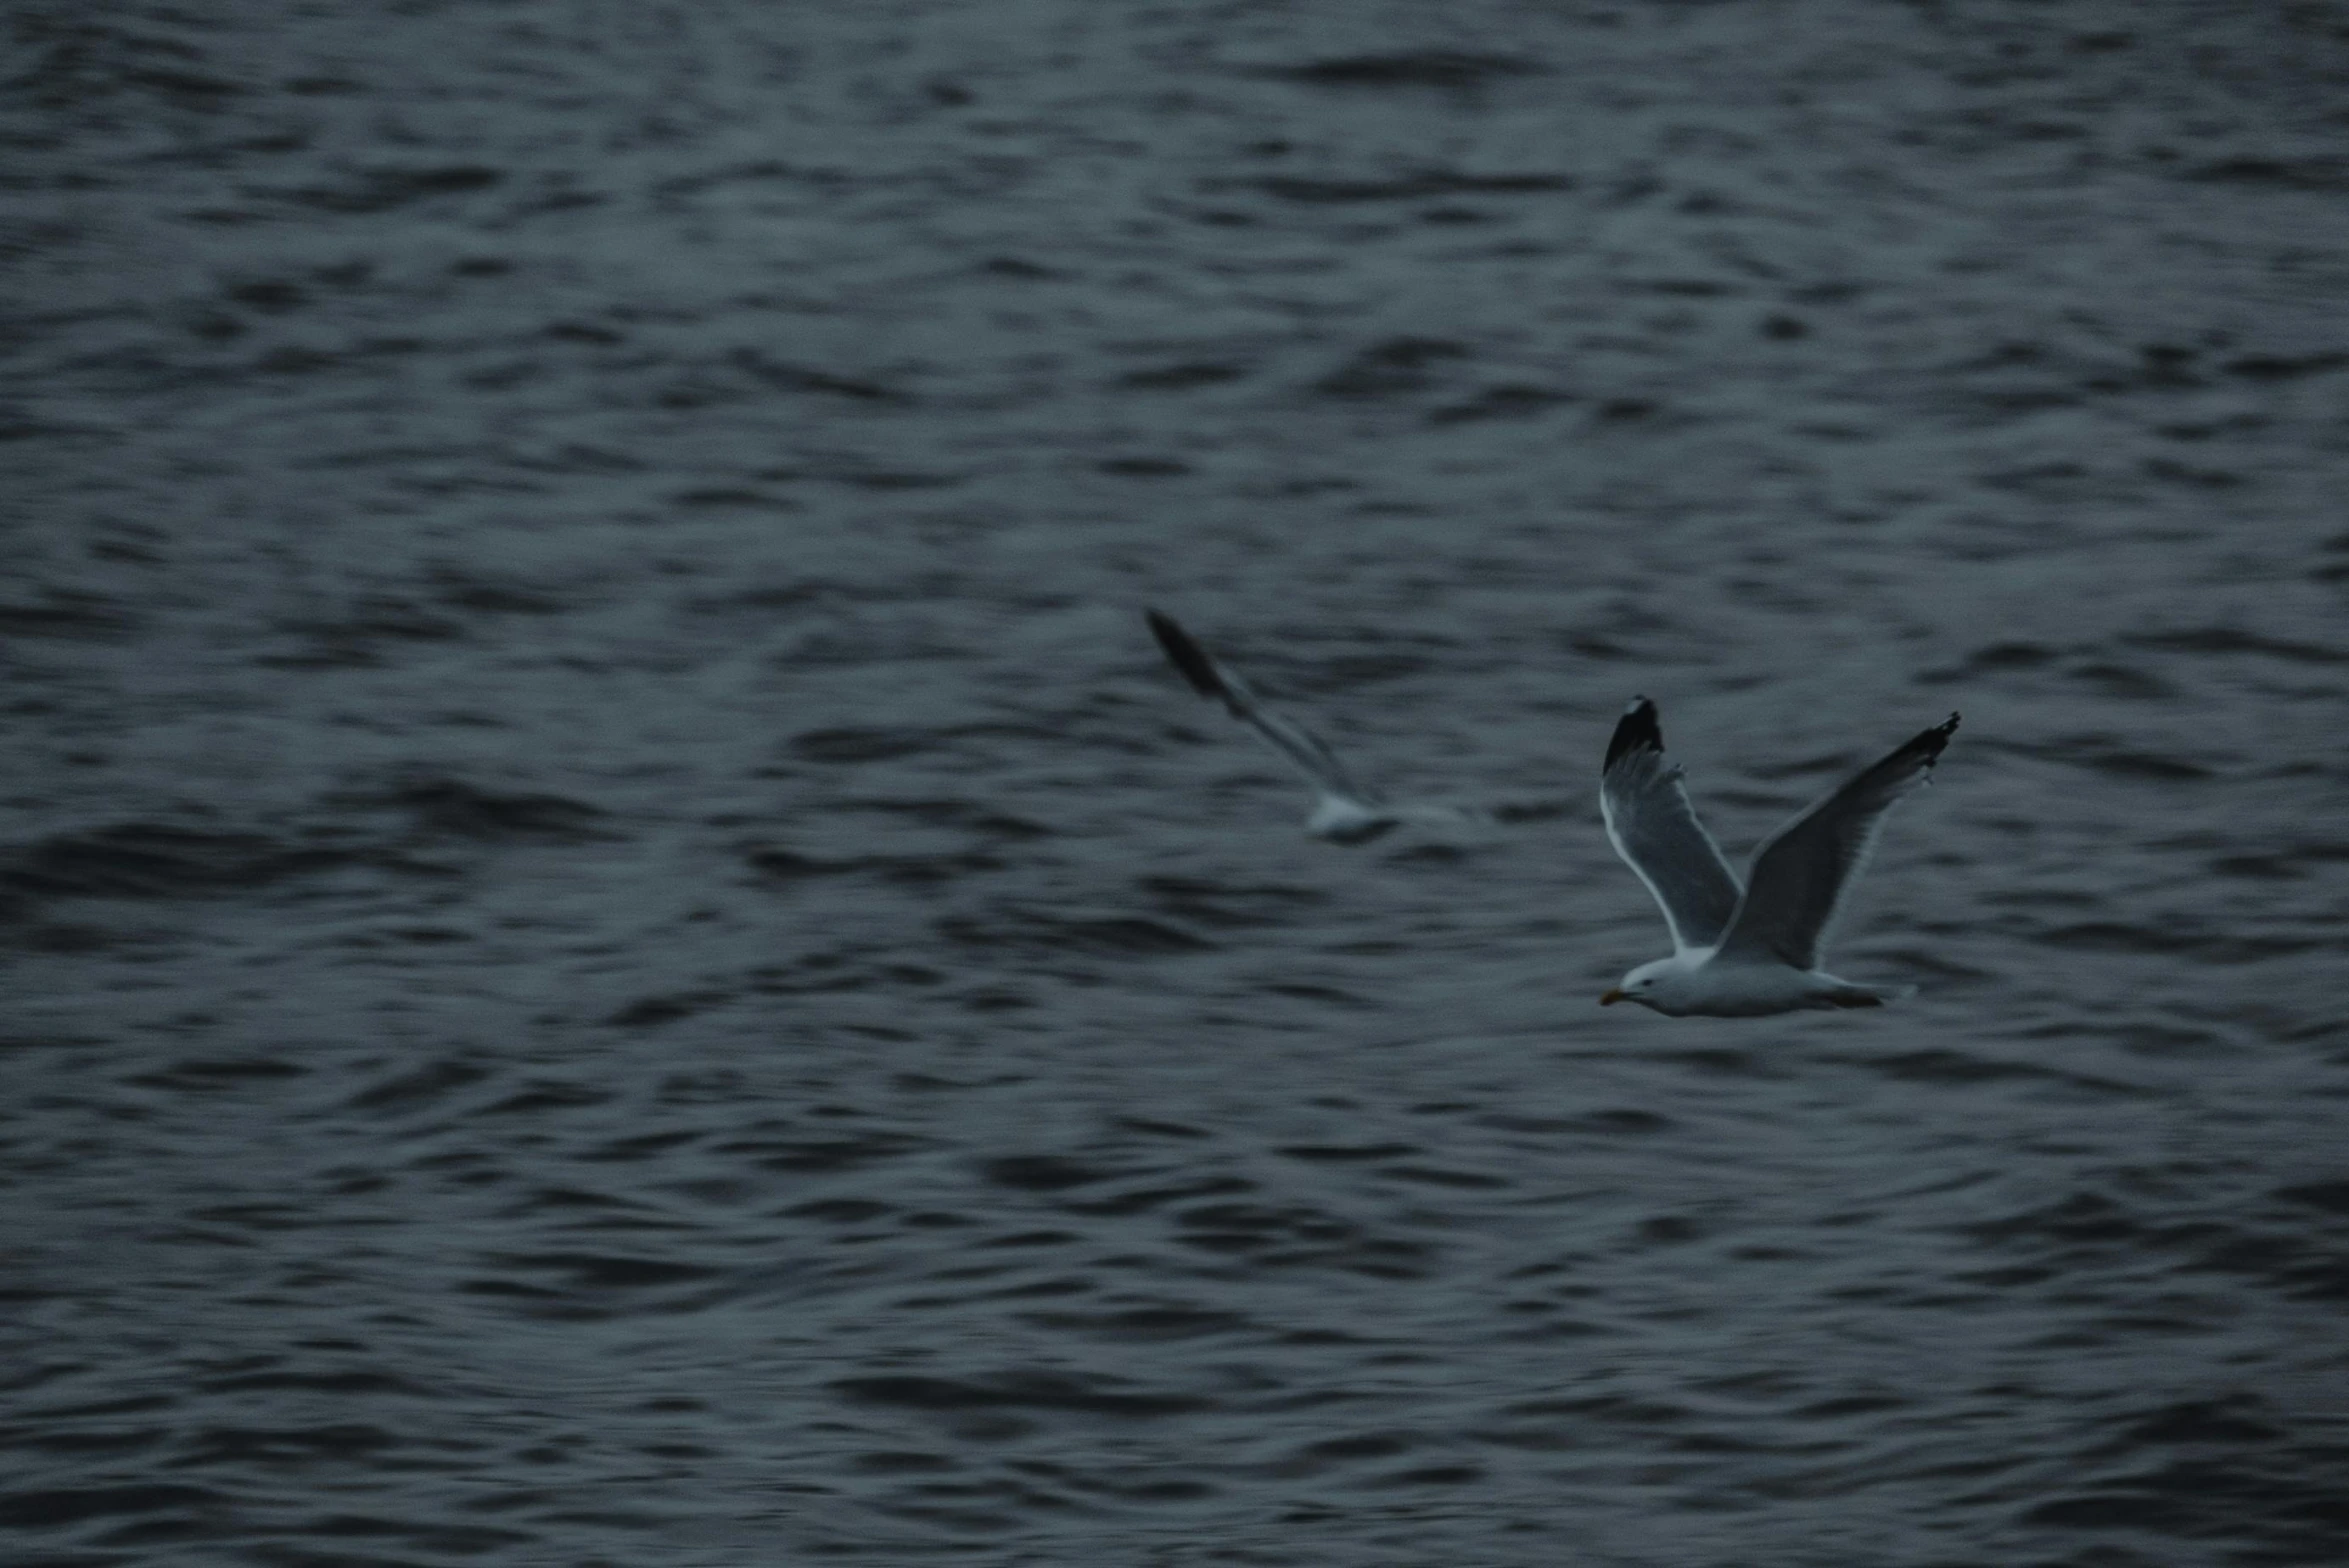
1599, 698, 1959, 1016
1146, 609, 1478, 845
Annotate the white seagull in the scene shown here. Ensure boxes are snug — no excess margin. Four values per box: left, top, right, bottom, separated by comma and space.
1147, 609, 1477, 845
1599, 697, 1959, 1016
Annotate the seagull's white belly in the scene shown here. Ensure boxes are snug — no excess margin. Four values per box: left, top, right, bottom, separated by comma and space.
1652, 958, 1856, 1018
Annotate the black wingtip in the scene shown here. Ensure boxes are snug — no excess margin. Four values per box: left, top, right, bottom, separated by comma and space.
1604, 695, 1662, 771
1145, 608, 1226, 701
1910, 711, 1961, 767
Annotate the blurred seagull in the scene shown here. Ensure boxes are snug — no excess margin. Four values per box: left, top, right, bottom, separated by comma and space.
1147, 609, 1478, 845
1599, 698, 1959, 1016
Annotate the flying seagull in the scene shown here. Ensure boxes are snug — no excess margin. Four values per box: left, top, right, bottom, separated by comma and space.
1146, 609, 1476, 845
1599, 698, 1959, 1016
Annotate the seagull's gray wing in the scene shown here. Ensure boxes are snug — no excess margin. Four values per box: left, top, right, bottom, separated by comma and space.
1716, 714, 1960, 971
1147, 610, 1379, 807
1600, 698, 1743, 952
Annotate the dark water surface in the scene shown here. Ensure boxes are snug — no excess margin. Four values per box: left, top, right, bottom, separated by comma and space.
7, 3, 2349, 1563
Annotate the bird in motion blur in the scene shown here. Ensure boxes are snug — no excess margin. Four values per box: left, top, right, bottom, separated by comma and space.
1599, 697, 1959, 1016
1146, 609, 1479, 845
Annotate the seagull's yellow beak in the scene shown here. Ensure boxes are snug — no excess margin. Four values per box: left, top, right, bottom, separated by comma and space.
1599, 988, 1627, 1006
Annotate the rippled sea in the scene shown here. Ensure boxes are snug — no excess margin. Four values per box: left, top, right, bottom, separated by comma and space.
8, 3, 2349, 1564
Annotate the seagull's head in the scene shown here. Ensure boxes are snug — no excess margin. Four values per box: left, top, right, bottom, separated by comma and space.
1600, 958, 1679, 1012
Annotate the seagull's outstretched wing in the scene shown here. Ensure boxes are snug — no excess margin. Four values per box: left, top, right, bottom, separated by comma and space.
1601, 698, 1743, 952
1717, 714, 1959, 971
1146, 609, 1379, 809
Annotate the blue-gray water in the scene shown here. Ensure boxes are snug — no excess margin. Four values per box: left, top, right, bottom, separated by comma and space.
6, 3, 2348, 1564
